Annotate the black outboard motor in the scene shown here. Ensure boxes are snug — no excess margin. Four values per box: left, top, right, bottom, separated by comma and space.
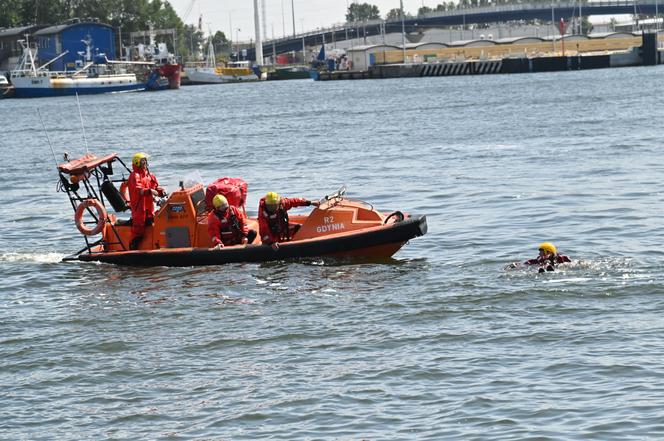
101, 180, 129, 212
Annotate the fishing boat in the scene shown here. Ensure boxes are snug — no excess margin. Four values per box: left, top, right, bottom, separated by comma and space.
10, 37, 143, 98
127, 23, 181, 91
184, 40, 259, 84
56, 152, 427, 267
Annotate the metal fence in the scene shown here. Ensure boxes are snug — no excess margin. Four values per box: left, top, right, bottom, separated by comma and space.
263, 0, 654, 45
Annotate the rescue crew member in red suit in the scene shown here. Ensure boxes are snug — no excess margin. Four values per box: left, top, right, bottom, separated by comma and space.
128, 152, 165, 250
258, 191, 320, 250
508, 242, 571, 272
208, 194, 257, 249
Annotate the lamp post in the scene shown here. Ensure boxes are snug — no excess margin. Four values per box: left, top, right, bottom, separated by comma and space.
656, 0, 659, 31
551, 3, 556, 53
229, 11, 233, 50
236, 28, 241, 60
400, 0, 406, 63
281, 0, 286, 37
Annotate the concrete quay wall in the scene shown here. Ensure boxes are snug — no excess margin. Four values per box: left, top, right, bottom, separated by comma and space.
315, 33, 659, 81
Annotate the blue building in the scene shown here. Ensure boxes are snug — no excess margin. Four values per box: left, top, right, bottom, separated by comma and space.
34, 19, 116, 71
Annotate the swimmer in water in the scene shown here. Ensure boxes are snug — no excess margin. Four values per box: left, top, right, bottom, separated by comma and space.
507, 242, 571, 273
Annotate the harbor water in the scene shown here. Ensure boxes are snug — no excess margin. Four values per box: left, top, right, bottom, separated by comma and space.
2, 66, 664, 439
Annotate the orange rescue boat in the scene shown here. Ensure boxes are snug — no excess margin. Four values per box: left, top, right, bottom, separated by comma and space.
58, 153, 427, 267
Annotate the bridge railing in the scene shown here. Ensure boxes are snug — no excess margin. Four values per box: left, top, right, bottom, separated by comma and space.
262, 0, 648, 45
418, 0, 641, 19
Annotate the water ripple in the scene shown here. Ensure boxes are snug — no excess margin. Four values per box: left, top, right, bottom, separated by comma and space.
2, 67, 664, 439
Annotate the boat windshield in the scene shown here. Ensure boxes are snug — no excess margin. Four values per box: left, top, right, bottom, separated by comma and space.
191, 188, 206, 216
175, 171, 206, 215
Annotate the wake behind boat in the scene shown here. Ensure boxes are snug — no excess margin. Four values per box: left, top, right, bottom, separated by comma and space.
56, 153, 426, 267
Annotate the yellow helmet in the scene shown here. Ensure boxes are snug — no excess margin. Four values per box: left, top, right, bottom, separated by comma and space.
538, 242, 557, 254
265, 192, 280, 206
132, 152, 149, 167
213, 194, 229, 209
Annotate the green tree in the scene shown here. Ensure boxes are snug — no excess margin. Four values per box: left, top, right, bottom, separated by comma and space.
418, 6, 433, 16
385, 8, 413, 20
211, 30, 229, 55
181, 23, 204, 58
385, 8, 401, 20
17, 0, 68, 25
346, 3, 380, 22
0, 0, 212, 58
1, 0, 185, 34
0, 0, 22, 27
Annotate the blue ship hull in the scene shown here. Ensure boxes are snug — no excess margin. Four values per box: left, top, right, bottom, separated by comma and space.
12, 83, 145, 98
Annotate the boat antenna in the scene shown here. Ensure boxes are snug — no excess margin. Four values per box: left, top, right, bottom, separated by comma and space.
75, 92, 90, 154
37, 108, 59, 168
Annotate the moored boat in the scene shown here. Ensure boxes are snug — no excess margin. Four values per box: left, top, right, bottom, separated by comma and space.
184, 40, 259, 85
267, 65, 312, 81
127, 24, 181, 90
57, 153, 426, 267
10, 37, 143, 98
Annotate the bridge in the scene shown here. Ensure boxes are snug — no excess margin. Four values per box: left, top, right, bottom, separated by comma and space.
247, 0, 661, 60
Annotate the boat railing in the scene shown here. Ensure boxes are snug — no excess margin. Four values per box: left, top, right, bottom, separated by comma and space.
319, 186, 347, 207
10, 69, 66, 79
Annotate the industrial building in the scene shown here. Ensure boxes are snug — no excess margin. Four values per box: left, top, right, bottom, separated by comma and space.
34, 19, 116, 70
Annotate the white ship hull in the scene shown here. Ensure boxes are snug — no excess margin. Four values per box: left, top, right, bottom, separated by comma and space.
186, 67, 258, 84
11, 73, 143, 98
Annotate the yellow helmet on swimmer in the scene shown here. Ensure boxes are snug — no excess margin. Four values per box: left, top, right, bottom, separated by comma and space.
265, 192, 280, 206
213, 194, 229, 210
132, 152, 149, 167
538, 242, 557, 254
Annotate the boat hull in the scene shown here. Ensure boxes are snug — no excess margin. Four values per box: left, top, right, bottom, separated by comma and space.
76, 215, 427, 267
11, 75, 144, 98
268, 67, 312, 81
186, 67, 259, 84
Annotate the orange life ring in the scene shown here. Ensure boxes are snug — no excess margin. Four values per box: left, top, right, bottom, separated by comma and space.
75, 199, 107, 236
119, 181, 130, 203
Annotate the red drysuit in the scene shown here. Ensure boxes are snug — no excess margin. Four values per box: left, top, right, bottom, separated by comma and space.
258, 197, 310, 245
207, 205, 249, 246
128, 163, 161, 242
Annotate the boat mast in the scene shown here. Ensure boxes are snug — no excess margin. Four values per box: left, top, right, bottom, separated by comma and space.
207, 38, 216, 68
25, 35, 38, 74
400, 0, 406, 63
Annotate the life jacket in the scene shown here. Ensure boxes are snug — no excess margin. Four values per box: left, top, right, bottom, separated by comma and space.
260, 200, 291, 242
128, 164, 158, 215
527, 253, 571, 266
214, 206, 244, 244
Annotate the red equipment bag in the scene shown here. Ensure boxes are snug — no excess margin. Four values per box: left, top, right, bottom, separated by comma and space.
205, 177, 248, 212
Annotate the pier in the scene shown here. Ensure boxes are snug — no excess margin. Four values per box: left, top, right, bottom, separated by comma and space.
313, 32, 661, 81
